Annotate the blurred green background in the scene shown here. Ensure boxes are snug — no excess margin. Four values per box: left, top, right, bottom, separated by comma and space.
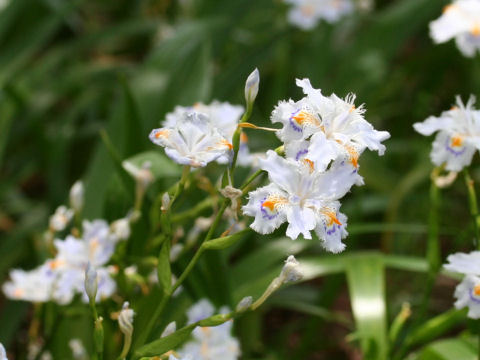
2, 0, 480, 359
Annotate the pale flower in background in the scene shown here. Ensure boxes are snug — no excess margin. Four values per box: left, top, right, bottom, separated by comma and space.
150, 112, 233, 167
49, 205, 74, 232
243, 150, 361, 252
284, 0, 354, 29
179, 299, 240, 360
413, 96, 480, 171
430, 0, 480, 57
69, 339, 88, 360
3, 218, 124, 304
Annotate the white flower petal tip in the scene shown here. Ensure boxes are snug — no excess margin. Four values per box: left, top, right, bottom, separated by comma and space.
414, 96, 480, 171
444, 251, 480, 275
161, 321, 177, 338
0, 343, 7, 360
429, 0, 480, 57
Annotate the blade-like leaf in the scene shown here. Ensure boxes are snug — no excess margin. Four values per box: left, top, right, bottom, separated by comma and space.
346, 253, 388, 360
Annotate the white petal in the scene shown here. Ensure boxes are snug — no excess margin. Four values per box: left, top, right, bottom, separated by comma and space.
285, 205, 316, 240
431, 131, 476, 171
242, 184, 288, 235
444, 251, 480, 274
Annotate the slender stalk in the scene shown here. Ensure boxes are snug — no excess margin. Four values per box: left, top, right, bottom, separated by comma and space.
417, 178, 440, 322
464, 169, 480, 247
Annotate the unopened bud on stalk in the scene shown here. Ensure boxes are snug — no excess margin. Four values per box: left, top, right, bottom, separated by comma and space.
111, 218, 131, 241
69, 181, 84, 214
118, 302, 135, 337
161, 321, 177, 338
245, 68, 260, 108
279, 255, 304, 284
161, 192, 171, 212
84, 262, 98, 303
236, 296, 253, 312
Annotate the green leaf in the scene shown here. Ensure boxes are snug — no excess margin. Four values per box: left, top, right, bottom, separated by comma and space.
416, 337, 477, 360
202, 229, 250, 250
124, 151, 181, 180
119, 76, 148, 156
134, 324, 196, 359
157, 241, 172, 296
345, 253, 388, 360
404, 309, 467, 350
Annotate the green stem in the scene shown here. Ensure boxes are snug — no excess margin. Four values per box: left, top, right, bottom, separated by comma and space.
171, 165, 191, 206
464, 169, 480, 247
417, 178, 440, 322
171, 197, 215, 223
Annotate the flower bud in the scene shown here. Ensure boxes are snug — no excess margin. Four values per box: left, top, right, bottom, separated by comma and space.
279, 255, 303, 284
236, 296, 253, 312
244, 68, 260, 107
84, 262, 98, 303
161, 192, 171, 212
118, 302, 135, 338
161, 321, 177, 338
69, 181, 84, 213
49, 206, 74, 232
111, 218, 131, 241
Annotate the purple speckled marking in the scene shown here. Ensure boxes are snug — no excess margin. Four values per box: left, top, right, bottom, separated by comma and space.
260, 197, 278, 220
326, 224, 341, 236
296, 149, 308, 161
289, 109, 303, 133
445, 137, 466, 157
469, 289, 480, 304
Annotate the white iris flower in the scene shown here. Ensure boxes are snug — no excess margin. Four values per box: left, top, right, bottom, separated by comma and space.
444, 251, 480, 318
272, 78, 389, 171
242, 150, 362, 253
430, 0, 480, 57
162, 101, 251, 166
150, 111, 234, 168
413, 96, 480, 172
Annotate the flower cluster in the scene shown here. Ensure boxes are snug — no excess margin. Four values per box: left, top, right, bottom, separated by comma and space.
413, 96, 480, 172
243, 78, 389, 253
176, 299, 240, 360
444, 251, 480, 318
3, 218, 129, 304
149, 101, 252, 167
283, 0, 355, 29
430, 0, 480, 57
